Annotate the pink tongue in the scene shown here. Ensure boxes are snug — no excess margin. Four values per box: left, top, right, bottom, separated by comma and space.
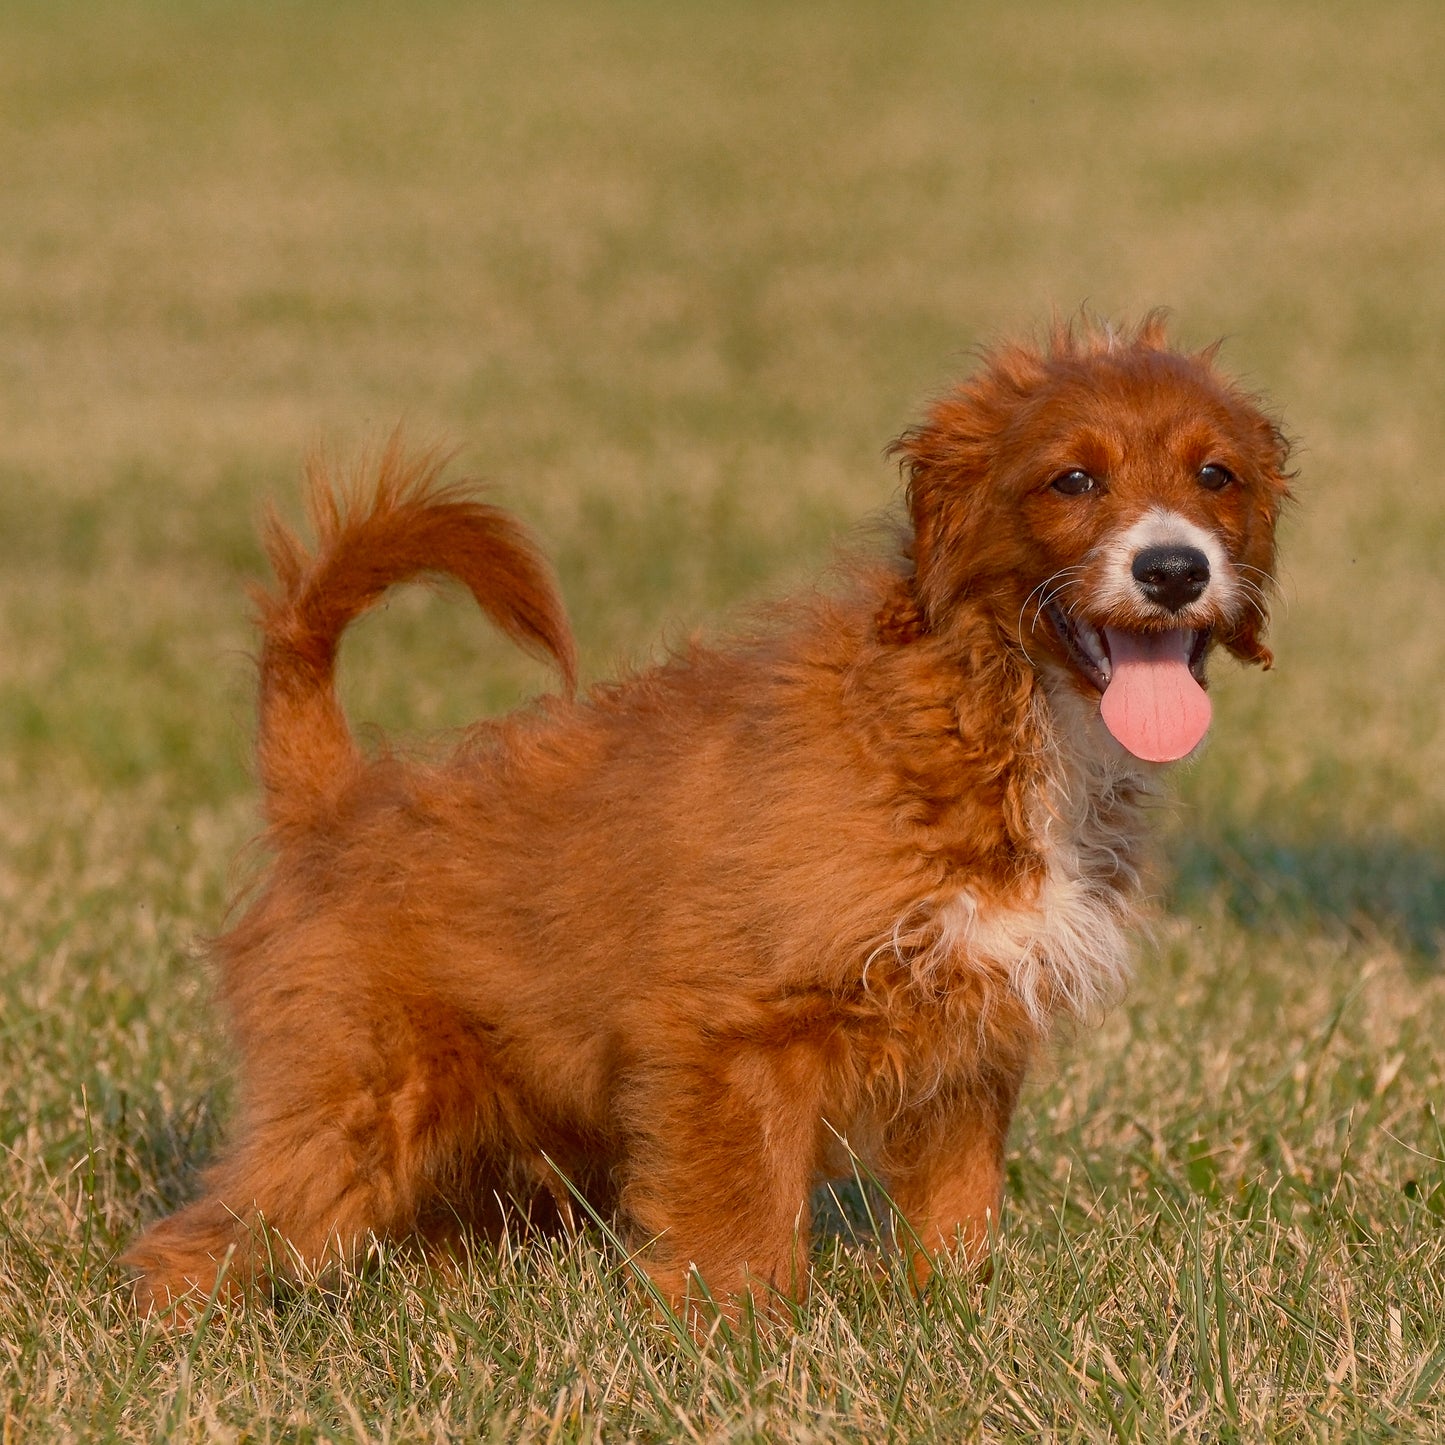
1099, 629, 1212, 762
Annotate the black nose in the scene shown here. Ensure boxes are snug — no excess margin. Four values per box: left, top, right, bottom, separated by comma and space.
1131, 545, 1210, 612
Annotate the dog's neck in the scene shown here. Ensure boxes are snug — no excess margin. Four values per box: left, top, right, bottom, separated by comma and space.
852, 573, 1162, 899
858, 600, 1161, 1031
1032, 663, 1161, 870
903, 677, 1156, 1034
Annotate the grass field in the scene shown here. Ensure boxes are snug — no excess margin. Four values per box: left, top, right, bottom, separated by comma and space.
3, 1, 1444, 1438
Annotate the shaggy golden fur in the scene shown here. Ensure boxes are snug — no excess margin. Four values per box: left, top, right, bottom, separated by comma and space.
126, 315, 1291, 1318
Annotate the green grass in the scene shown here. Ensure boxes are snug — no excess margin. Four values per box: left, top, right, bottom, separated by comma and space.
2, 0, 1444, 1438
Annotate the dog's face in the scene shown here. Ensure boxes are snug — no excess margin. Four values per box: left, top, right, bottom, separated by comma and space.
897, 318, 1291, 761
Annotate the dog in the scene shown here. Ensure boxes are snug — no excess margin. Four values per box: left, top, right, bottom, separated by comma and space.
125, 314, 1290, 1318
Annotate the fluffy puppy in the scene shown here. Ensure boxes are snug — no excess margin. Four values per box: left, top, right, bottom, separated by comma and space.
126, 314, 1291, 1317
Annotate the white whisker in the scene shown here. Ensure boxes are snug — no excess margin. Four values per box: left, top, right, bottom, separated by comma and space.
1021, 567, 1087, 634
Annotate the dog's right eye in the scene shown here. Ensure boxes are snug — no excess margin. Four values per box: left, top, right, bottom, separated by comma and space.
1051, 469, 1097, 496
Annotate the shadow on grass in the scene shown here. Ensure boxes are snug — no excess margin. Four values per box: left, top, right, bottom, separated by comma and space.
1168, 827, 1445, 967
122, 1090, 227, 1219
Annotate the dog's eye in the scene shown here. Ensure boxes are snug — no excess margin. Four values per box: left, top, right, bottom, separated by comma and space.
1198, 463, 1235, 491
1051, 469, 1097, 496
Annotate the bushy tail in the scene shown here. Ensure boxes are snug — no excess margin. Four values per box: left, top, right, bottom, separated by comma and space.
253, 436, 577, 832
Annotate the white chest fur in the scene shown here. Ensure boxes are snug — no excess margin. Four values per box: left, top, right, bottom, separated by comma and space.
929, 683, 1157, 1032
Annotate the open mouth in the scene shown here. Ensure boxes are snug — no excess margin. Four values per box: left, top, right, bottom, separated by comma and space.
1044, 602, 1211, 693
1044, 602, 1215, 763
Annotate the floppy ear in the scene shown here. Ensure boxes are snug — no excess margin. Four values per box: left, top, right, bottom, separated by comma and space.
1220, 411, 1294, 671
892, 343, 1044, 630
894, 415, 987, 629
1223, 629, 1274, 670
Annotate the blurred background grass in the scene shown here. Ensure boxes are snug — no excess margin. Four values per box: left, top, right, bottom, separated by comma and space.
4, 1, 1444, 819
2, 1, 1443, 1437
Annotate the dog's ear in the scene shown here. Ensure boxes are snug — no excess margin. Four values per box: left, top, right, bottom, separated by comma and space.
893, 415, 982, 628
1219, 407, 1293, 671
892, 342, 1046, 630
1223, 629, 1274, 670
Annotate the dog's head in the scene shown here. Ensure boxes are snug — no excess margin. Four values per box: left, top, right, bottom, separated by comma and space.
894, 314, 1292, 762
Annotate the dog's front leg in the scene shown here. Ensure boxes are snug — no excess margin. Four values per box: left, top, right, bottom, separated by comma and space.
620, 1048, 825, 1321
878, 1061, 1025, 1288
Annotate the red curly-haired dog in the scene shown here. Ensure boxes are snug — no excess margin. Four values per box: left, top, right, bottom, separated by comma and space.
127, 315, 1290, 1318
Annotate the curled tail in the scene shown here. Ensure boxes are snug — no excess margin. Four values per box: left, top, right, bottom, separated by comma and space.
253, 436, 577, 832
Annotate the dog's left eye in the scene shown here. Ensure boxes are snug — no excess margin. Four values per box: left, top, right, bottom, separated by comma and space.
1198, 464, 1235, 491
1051, 469, 1097, 496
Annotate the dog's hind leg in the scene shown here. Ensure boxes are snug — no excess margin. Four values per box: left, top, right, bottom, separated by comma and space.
124, 1184, 265, 1316
125, 1117, 432, 1315
125, 1036, 499, 1315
